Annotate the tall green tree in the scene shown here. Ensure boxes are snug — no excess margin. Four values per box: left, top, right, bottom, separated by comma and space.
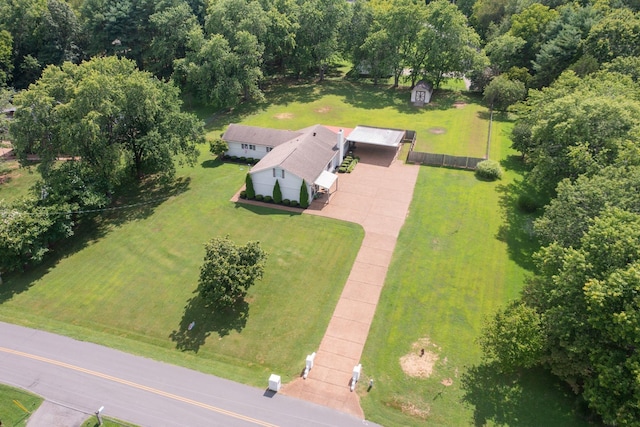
147, 2, 201, 79
584, 7, 640, 64
0, 198, 73, 278
512, 70, 640, 196
522, 208, 640, 425
10, 56, 203, 197
483, 74, 527, 111
290, 0, 349, 80
197, 236, 267, 308
422, 0, 484, 88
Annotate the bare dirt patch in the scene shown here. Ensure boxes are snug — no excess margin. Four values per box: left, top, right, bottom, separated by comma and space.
400, 338, 439, 378
401, 402, 430, 419
274, 112, 294, 119
453, 101, 467, 109
441, 378, 453, 386
315, 106, 331, 113
428, 127, 446, 135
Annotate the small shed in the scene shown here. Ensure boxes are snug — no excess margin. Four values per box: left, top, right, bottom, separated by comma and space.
411, 81, 433, 106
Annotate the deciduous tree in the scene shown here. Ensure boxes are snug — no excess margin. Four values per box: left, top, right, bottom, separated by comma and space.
197, 236, 267, 308
10, 56, 203, 198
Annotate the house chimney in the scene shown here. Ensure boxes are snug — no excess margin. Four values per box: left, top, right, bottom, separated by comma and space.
338, 129, 345, 161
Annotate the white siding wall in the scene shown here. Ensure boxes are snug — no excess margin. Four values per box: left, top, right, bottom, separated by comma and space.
250, 168, 312, 205
226, 141, 272, 159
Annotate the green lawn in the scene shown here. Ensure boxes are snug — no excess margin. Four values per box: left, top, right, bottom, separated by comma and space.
205, 79, 488, 158
0, 160, 40, 204
0, 384, 42, 427
0, 153, 363, 386
358, 116, 589, 425
0, 80, 586, 425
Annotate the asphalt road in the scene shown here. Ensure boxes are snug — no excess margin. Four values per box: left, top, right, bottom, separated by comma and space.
0, 322, 379, 427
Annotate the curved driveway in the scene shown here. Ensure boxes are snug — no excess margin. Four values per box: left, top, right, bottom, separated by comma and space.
0, 322, 379, 427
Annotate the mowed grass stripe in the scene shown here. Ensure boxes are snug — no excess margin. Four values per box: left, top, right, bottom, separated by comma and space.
0, 156, 363, 386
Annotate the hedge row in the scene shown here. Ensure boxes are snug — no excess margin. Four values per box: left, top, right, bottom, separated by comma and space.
338, 155, 359, 173
223, 155, 260, 165
239, 191, 300, 207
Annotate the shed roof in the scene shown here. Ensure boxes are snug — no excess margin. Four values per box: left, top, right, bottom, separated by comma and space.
347, 126, 405, 148
413, 80, 433, 92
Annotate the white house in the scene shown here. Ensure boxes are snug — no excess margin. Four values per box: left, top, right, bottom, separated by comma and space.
411, 81, 433, 106
222, 123, 408, 206
222, 124, 302, 160
223, 124, 350, 205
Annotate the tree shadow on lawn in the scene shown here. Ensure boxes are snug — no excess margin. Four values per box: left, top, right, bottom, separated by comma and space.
170, 295, 248, 353
201, 158, 224, 169
461, 363, 593, 426
495, 156, 540, 271
0, 176, 191, 304
234, 202, 302, 216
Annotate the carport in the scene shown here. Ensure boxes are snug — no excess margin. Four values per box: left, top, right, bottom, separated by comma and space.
346, 126, 405, 148
346, 126, 406, 167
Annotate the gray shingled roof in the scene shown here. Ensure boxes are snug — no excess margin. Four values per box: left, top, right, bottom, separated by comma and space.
222, 124, 302, 147
251, 124, 339, 183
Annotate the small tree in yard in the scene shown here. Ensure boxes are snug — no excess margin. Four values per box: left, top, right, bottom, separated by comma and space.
245, 173, 255, 199
475, 160, 503, 180
198, 236, 267, 308
299, 180, 309, 208
209, 138, 228, 157
273, 180, 282, 204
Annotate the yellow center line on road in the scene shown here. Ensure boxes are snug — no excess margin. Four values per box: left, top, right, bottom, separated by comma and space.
0, 346, 278, 427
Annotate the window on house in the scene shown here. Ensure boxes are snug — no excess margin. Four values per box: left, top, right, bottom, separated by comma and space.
249, 145, 256, 150
241, 143, 248, 149
266, 147, 272, 152
272, 168, 276, 177
281, 170, 285, 178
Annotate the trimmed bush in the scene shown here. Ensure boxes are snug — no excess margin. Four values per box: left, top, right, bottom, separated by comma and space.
245, 173, 255, 199
239, 190, 247, 199
231, 156, 239, 162
283, 199, 291, 206
338, 166, 348, 173
240, 157, 247, 163
255, 194, 264, 201
263, 195, 273, 203
475, 160, 503, 180
347, 157, 359, 173
273, 180, 283, 204
299, 180, 309, 208
290, 200, 299, 207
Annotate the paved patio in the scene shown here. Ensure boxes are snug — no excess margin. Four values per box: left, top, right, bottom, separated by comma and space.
281, 145, 419, 418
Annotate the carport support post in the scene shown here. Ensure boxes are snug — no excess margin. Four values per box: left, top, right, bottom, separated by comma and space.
95, 406, 104, 426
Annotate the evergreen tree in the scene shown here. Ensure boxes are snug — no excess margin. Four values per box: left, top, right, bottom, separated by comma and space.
273, 179, 282, 204
299, 179, 309, 208
245, 173, 255, 199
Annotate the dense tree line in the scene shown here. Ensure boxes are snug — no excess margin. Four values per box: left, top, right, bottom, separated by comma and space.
474, 1, 640, 424
0, 0, 484, 105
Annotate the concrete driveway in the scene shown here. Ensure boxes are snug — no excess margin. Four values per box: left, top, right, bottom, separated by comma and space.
283, 145, 419, 417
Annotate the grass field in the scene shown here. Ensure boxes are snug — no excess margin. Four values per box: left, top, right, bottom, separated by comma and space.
0, 384, 42, 426
202, 79, 488, 159
357, 116, 590, 425
0, 153, 363, 385
0, 79, 587, 425
0, 160, 40, 204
